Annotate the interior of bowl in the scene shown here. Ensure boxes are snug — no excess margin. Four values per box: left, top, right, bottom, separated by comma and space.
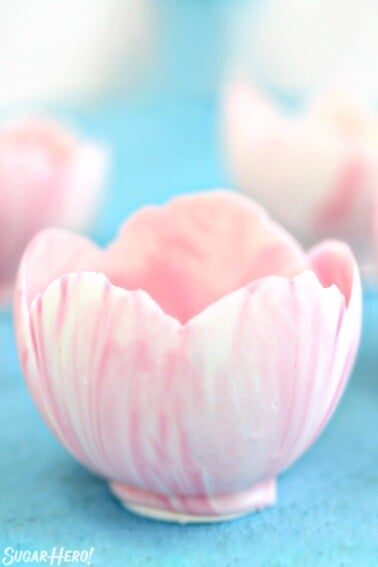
100, 192, 306, 323
18, 191, 355, 324
22, 191, 309, 324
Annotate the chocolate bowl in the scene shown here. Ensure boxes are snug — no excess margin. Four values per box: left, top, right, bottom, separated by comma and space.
222, 81, 378, 267
14, 191, 361, 523
0, 117, 108, 305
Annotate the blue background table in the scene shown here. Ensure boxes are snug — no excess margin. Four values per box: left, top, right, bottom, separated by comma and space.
0, 98, 377, 566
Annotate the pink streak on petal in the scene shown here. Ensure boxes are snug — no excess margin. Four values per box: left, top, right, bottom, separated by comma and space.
315, 157, 367, 229
308, 240, 356, 305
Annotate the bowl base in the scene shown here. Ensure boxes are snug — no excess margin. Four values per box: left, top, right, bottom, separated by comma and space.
109, 478, 276, 524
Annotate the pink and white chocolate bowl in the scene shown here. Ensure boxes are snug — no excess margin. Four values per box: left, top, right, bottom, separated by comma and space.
14, 191, 361, 523
222, 81, 378, 271
0, 117, 107, 305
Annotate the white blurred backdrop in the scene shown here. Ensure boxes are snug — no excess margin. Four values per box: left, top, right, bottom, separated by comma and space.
229, 0, 378, 100
0, 1, 376, 106
0, 0, 157, 105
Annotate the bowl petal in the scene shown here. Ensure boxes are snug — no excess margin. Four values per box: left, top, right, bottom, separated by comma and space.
18, 264, 360, 501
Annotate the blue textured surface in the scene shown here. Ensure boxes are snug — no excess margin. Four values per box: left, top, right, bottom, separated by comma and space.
0, 99, 378, 566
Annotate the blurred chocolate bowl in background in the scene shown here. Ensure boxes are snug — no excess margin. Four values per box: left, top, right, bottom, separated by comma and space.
222, 0, 378, 281
221, 81, 378, 278
0, 116, 108, 305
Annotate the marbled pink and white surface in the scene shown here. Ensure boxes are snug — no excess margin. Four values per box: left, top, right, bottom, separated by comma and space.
14, 191, 361, 522
222, 82, 378, 266
0, 117, 107, 305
